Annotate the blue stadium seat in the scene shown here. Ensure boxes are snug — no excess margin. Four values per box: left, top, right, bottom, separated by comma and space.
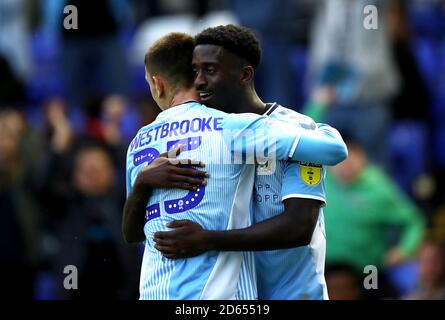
386, 260, 419, 297
412, 38, 439, 88
389, 121, 428, 197
33, 271, 57, 300
120, 103, 142, 142
433, 126, 445, 169
130, 65, 148, 97
430, 86, 445, 121
27, 31, 65, 104
291, 45, 309, 111
407, 1, 445, 39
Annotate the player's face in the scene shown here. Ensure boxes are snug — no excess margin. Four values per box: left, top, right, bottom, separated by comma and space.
192, 45, 243, 112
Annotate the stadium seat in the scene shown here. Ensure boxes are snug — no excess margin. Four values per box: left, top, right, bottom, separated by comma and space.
27, 30, 65, 104
389, 121, 428, 197
291, 45, 309, 111
433, 126, 445, 169
386, 260, 419, 297
34, 271, 57, 300
407, 1, 445, 39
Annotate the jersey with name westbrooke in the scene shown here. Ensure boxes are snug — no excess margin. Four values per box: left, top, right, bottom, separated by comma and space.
126, 101, 302, 300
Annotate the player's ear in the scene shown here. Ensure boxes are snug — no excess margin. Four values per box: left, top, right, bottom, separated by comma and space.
152, 76, 165, 99
240, 66, 254, 84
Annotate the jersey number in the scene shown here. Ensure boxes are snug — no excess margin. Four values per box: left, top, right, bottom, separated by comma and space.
142, 136, 206, 222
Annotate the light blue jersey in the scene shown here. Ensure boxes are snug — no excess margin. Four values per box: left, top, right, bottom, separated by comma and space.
254, 104, 330, 300
127, 101, 307, 300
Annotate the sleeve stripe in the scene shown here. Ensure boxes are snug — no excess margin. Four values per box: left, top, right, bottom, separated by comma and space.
288, 130, 301, 158
282, 194, 327, 206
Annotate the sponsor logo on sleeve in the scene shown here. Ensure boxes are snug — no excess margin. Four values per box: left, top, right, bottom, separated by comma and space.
299, 162, 322, 186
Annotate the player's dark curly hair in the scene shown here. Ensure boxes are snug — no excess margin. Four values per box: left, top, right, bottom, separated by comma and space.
195, 24, 261, 69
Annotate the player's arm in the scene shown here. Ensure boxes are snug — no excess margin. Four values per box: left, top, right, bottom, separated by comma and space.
122, 180, 152, 243
153, 198, 321, 258
153, 161, 326, 258
227, 114, 347, 166
291, 123, 348, 166
122, 148, 208, 243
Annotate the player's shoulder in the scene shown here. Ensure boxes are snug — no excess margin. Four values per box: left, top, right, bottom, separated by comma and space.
269, 104, 317, 130
200, 104, 265, 129
127, 119, 161, 154
200, 102, 264, 119
198, 102, 243, 120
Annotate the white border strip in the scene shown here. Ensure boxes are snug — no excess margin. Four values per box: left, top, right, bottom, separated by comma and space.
288, 130, 302, 159
282, 193, 326, 206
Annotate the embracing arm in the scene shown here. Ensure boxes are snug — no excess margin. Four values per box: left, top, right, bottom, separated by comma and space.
153, 198, 322, 258
291, 124, 348, 166
226, 114, 346, 167
206, 198, 321, 250
122, 148, 208, 244
122, 180, 152, 244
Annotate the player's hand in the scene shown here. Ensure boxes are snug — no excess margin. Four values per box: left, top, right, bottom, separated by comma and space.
153, 220, 209, 259
134, 146, 209, 192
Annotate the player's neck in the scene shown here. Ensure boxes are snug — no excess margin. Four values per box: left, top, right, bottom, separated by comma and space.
235, 90, 266, 115
167, 87, 199, 109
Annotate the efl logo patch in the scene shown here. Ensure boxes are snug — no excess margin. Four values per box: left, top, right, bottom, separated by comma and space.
299, 162, 322, 186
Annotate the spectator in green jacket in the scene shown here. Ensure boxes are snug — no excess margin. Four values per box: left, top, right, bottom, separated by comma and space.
303, 91, 425, 298
323, 137, 426, 272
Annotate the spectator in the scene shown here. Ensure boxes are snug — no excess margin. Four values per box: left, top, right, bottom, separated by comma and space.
82, 94, 130, 188
405, 238, 445, 300
388, 0, 429, 122
36, 98, 75, 241
42, 0, 133, 108
0, 108, 43, 299
324, 138, 425, 269
322, 137, 425, 298
325, 263, 363, 300
231, 0, 301, 107
308, 0, 400, 168
50, 143, 140, 299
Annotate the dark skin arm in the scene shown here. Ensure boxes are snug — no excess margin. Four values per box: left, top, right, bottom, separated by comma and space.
122, 147, 208, 243
122, 181, 152, 243
153, 198, 322, 259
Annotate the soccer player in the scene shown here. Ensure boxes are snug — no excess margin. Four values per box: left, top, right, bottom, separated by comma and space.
124, 32, 347, 299
152, 25, 340, 299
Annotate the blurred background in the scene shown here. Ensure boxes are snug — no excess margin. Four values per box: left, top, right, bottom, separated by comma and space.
0, 0, 444, 300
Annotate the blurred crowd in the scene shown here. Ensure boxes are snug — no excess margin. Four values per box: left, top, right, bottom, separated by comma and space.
0, 0, 445, 300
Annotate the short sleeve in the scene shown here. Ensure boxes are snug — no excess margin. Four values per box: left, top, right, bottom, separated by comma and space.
222, 113, 301, 162
281, 161, 327, 206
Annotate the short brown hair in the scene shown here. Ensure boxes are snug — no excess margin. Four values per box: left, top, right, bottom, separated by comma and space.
144, 32, 195, 91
